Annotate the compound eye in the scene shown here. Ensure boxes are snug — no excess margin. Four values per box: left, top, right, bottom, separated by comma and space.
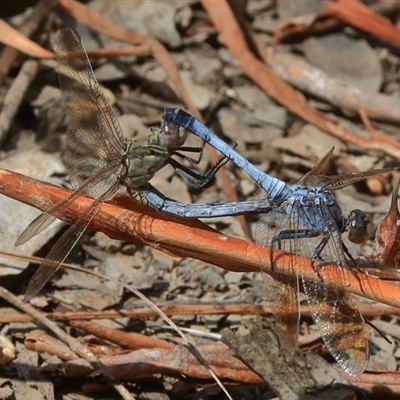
163, 121, 178, 137
160, 121, 177, 146
161, 120, 187, 146
347, 209, 373, 244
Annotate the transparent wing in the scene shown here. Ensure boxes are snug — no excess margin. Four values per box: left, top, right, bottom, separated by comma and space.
258, 193, 369, 374
16, 165, 121, 246
255, 210, 300, 361
57, 28, 125, 193
17, 28, 125, 246
299, 147, 334, 184
19, 28, 127, 299
24, 176, 120, 302
307, 167, 398, 190
293, 199, 369, 376
302, 277, 369, 376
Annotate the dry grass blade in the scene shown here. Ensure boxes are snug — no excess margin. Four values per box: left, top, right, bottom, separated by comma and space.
0, 0, 57, 84
0, 252, 264, 386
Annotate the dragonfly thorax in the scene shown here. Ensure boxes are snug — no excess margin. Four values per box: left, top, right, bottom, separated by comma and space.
290, 185, 337, 207
122, 140, 170, 188
286, 185, 345, 234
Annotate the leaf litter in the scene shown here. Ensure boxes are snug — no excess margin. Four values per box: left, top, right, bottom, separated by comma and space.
1, 0, 400, 399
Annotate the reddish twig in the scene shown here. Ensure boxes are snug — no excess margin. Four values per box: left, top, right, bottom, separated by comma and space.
202, 0, 400, 158
340, 370, 400, 396
274, 1, 400, 44
325, 0, 400, 48
0, 286, 134, 399
25, 329, 80, 361
90, 344, 264, 384
0, 301, 399, 324
70, 320, 173, 351
1, 169, 400, 310
0, 0, 57, 84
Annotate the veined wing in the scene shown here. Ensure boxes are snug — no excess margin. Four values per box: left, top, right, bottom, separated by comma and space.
302, 275, 369, 376
57, 28, 125, 193
298, 146, 397, 190
15, 164, 122, 246
255, 209, 300, 361
24, 164, 120, 302
299, 147, 334, 184
19, 28, 126, 300
17, 29, 124, 245
306, 167, 398, 190
292, 195, 369, 376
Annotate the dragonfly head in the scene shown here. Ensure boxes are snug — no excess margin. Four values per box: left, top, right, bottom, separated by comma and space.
346, 209, 373, 244
160, 119, 188, 148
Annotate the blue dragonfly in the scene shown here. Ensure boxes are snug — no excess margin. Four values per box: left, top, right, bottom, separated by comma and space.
142, 108, 398, 376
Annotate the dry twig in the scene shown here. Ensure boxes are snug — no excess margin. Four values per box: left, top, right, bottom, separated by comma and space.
1, 169, 400, 310
202, 0, 400, 158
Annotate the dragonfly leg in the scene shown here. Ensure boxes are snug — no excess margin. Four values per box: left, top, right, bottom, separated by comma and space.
342, 242, 359, 270
175, 140, 237, 165
269, 228, 320, 272
168, 154, 229, 189
269, 229, 345, 281
311, 235, 330, 262
307, 235, 331, 280
341, 242, 365, 293
271, 228, 321, 249
174, 144, 205, 164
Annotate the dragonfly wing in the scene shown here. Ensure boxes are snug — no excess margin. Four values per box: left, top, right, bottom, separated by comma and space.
15, 163, 121, 246
15, 213, 57, 246
24, 202, 99, 302
302, 275, 369, 376
256, 211, 299, 361
24, 177, 120, 302
308, 167, 398, 190
17, 29, 124, 247
57, 28, 125, 194
299, 147, 334, 185
295, 201, 369, 376
22, 29, 128, 300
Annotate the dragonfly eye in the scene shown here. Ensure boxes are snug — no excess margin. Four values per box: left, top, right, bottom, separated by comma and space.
161, 120, 187, 147
346, 209, 373, 244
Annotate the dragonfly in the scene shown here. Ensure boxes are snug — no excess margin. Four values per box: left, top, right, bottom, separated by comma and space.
15, 29, 226, 302
141, 108, 399, 376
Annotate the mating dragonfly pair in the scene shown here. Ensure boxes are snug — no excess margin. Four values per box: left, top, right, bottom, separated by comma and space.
17, 28, 396, 377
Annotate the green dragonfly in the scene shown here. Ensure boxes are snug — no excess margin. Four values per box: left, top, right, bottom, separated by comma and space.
16, 28, 225, 301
